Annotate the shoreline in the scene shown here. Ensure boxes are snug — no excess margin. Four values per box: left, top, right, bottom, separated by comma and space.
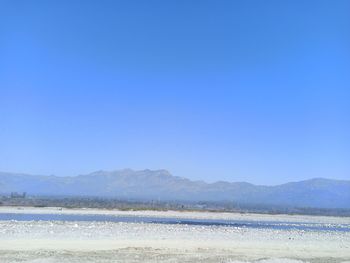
0, 206, 349, 262
0, 205, 349, 224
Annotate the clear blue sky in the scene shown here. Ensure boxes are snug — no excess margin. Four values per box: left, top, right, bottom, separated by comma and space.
1, 0, 349, 184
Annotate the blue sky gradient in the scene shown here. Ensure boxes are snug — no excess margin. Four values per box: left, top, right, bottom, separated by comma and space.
1, 0, 349, 184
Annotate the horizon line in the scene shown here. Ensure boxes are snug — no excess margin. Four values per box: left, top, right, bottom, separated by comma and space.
0, 169, 348, 187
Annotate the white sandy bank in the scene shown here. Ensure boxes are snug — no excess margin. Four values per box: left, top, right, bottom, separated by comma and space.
0, 207, 349, 262
0, 206, 349, 224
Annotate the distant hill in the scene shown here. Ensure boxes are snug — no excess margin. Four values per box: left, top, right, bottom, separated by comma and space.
0, 169, 349, 209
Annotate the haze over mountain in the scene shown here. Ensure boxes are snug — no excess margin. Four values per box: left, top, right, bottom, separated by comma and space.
0, 169, 349, 209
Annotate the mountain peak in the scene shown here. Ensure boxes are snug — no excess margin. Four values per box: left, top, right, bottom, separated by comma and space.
0, 170, 349, 209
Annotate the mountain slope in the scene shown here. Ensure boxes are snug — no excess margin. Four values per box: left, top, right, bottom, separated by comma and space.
0, 170, 349, 209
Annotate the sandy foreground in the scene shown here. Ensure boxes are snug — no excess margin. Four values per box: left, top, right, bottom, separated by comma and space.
0, 206, 349, 263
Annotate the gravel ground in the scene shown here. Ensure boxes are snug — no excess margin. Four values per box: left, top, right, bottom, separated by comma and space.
0, 207, 349, 263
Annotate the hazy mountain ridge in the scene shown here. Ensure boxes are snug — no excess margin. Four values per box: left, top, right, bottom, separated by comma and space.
0, 170, 349, 209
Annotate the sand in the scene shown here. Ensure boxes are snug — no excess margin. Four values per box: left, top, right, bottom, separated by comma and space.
0, 206, 349, 263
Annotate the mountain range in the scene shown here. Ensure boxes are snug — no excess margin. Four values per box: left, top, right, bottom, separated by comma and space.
0, 169, 349, 209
